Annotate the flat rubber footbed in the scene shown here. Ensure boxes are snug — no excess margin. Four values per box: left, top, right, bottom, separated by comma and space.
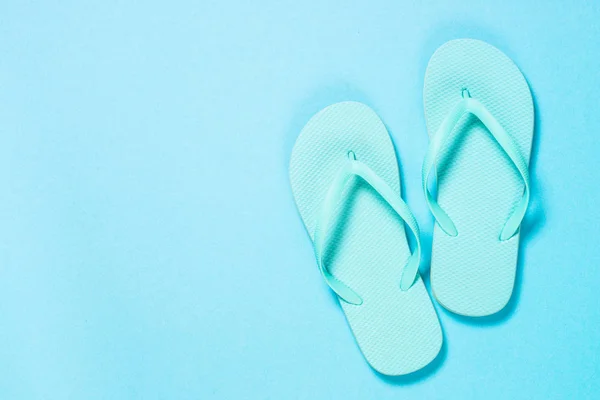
290, 102, 442, 375
424, 39, 534, 317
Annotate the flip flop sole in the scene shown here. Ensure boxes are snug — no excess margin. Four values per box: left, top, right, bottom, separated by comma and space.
424, 39, 534, 317
290, 102, 442, 375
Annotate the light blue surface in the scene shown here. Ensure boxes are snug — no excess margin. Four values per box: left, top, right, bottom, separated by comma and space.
0, 1, 598, 398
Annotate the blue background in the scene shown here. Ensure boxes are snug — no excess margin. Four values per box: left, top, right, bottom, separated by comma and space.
1, 1, 599, 399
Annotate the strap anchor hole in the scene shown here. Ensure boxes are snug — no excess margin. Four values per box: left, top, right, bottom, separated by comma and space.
461, 87, 471, 98
347, 150, 357, 160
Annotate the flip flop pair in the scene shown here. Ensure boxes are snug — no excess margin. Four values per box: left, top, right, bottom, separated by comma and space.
289, 39, 535, 375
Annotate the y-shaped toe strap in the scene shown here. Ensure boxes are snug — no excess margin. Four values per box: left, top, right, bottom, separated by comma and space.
422, 90, 530, 241
313, 151, 421, 305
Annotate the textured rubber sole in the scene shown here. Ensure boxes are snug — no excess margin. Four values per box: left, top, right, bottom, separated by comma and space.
290, 102, 442, 375
424, 39, 534, 317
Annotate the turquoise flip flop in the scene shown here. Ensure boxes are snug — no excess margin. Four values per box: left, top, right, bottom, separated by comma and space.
422, 39, 535, 317
290, 102, 442, 375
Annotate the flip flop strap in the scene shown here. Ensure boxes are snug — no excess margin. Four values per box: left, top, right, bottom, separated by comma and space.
313, 151, 422, 305
422, 91, 530, 241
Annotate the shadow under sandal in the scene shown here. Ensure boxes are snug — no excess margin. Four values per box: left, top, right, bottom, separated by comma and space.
422, 39, 535, 317
290, 101, 442, 376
